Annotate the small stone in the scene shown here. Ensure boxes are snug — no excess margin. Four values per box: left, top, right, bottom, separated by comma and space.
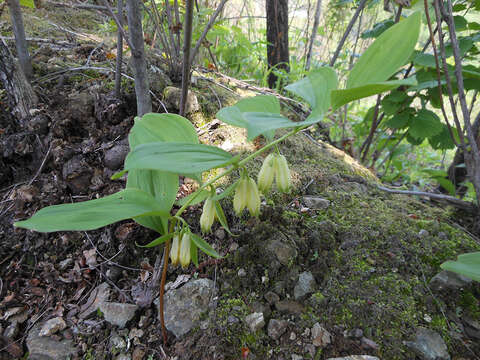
418, 229, 430, 238
163, 86, 200, 113
229, 242, 239, 252
302, 196, 330, 210
291, 355, 303, 360
294, 272, 316, 300
100, 302, 138, 328
58, 258, 73, 270
109, 331, 126, 351
404, 327, 450, 360
290, 332, 296, 340
361, 337, 379, 350
311, 323, 332, 347
27, 323, 77, 359
238, 268, 247, 277
267, 240, 297, 266
132, 346, 146, 360
345, 328, 363, 339
429, 270, 472, 292
80, 282, 111, 319
104, 145, 129, 170
264, 291, 280, 305
227, 316, 239, 325
154, 278, 217, 338
39, 317, 67, 337
245, 312, 265, 332
275, 300, 304, 314
129, 328, 144, 340
115, 354, 131, 360
267, 319, 288, 340
4, 321, 19, 339
215, 228, 226, 240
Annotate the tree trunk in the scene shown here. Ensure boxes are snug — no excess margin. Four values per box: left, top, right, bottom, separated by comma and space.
305, 0, 322, 71
443, 113, 480, 198
6, 0, 32, 80
179, 0, 194, 117
0, 38, 37, 120
126, 0, 152, 116
266, 0, 289, 89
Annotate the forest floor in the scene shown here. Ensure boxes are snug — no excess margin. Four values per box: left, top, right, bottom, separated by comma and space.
1, 3, 480, 360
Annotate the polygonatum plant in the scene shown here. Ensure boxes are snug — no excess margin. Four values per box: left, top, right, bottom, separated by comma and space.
14, 11, 422, 343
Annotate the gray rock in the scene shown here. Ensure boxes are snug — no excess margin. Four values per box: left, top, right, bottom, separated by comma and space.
109, 331, 126, 351
311, 323, 332, 347
79, 282, 111, 319
361, 337, 379, 350
115, 354, 131, 360
264, 291, 280, 305
245, 312, 265, 332
227, 316, 239, 324
275, 300, 304, 314
345, 328, 363, 339
104, 145, 129, 170
238, 268, 247, 277
294, 271, 316, 300
267, 319, 288, 340
302, 196, 330, 210
27, 323, 77, 360
163, 86, 200, 113
267, 240, 297, 266
404, 327, 450, 360
418, 229, 430, 237
292, 355, 303, 360
39, 317, 67, 337
429, 270, 472, 292
4, 321, 19, 339
148, 66, 172, 94
154, 278, 216, 338
100, 302, 138, 328
327, 357, 379, 360
62, 155, 93, 195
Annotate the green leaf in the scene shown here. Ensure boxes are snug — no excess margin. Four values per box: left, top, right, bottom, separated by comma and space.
331, 78, 417, 110
190, 233, 222, 258
176, 189, 211, 206
347, 12, 421, 89
285, 67, 338, 120
138, 233, 175, 248
191, 241, 199, 267
454, 15, 468, 32
19, 0, 35, 8
14, 189, 169, 232
384, 111, 412, 129
408, 109, 443, 139
406, 133, 424, 145
126, 113, 200, 234
428, 124, 456, 150
436, 178, 456, 196
214, 200, 233, 236
125, 142, 234, 174
361, 19, 395, 39
441, 252, 480, 282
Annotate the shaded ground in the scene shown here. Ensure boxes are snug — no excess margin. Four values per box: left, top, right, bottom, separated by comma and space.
1, 3, 480, 360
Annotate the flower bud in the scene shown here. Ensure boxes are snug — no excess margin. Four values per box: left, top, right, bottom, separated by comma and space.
246, 177, 261, 217
170, 234, 181, 266
200, 197, 216, 233
276, 155, 291, 193
257, 153, 277, 194
180, 233, 192, 269
233, 177, 248, 215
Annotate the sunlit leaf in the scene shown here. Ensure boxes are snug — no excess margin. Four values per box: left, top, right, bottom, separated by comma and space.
408, 109, 443, 139
441, 252, 480, 282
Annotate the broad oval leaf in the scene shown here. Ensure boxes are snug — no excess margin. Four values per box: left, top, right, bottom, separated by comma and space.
331, 78, 417, 110
14, 189, 169, 233
408, 109, 443, 140
285, 67, 338, 120
347, 12, 421, 89
125, 142, 234, 174
441, 252, 480, 282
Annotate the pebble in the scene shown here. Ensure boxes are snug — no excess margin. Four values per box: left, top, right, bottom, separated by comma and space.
404, 327, 450, 360
245, 312, 265, 332
100, 302, 139, 328
267, 319, 288, 340
264, 291, 280, 305
311, 323, 332, 347
39, 317, 67, 337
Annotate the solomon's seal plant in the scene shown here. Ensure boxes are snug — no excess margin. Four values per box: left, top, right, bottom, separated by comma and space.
13, 12, 421, 344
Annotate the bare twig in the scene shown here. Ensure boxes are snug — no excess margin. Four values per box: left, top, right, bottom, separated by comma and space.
28, 142, 52, 186
377, 185, 477, 211
179, 0, 195, 116
329, 0, 368, 67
